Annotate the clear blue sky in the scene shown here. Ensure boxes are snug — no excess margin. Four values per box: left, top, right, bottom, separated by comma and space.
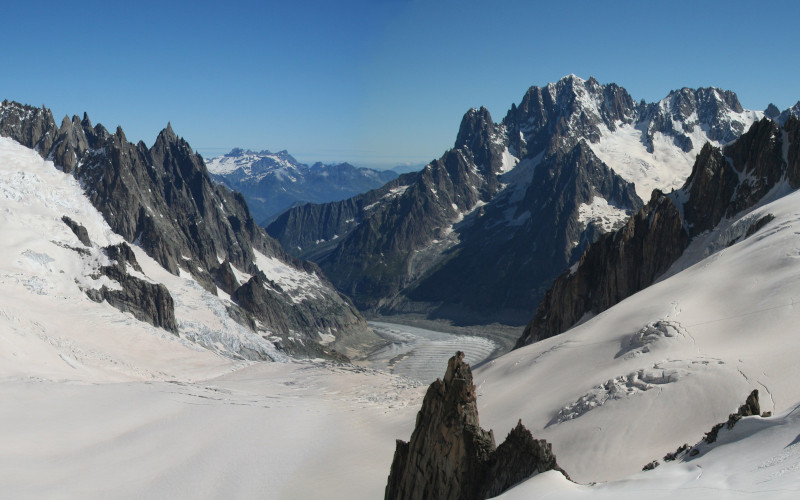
2, 0, 798, 169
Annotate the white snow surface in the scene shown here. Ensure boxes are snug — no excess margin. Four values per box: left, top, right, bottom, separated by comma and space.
591, 106, 761, 200
499, 402, 800, 499
577, 195, 632, 232
499, 146, 520, 173
253, 250, 326, 303
4, 132, 800, 497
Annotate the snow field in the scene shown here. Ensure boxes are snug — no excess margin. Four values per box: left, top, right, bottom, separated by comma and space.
499, 402, 800, 499
475, 188, 800, 484
0, 136, 269, 379
253, 250, 326, 304
0, 362, 424, 499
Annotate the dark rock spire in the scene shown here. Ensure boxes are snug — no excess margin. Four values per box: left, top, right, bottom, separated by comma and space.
385, 352, 567, 500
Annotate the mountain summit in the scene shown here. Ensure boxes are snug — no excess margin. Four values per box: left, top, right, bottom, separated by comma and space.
267, 76, 763, 325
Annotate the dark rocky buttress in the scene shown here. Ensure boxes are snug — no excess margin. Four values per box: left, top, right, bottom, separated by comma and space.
385, 352, 568, 500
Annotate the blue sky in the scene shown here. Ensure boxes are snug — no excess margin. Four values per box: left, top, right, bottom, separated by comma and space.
2, 0, 798, 169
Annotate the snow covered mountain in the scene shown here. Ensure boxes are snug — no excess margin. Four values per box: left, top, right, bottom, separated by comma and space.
6, 164, 800, 496
3, 91, 800, 499
206, 148, 397, 224
0, 101, 379, 360
387, 112, 800, 495
268, 75, 768, 325
519, 114, 800, 346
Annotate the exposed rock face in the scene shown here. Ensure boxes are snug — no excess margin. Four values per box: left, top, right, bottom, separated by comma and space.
518, 192, 688, 345
385, 352, 567, 500
86, 243, 177, 333
266, 172, 420, 263
268, 76, 758, 325
404, 140, 641, 324
0, 100, 377, 359
206, 148, 398, 224
725, 389, 761, 429
517, 116, 800, 347
764, 103, 781, 119
61, 216, 92, 247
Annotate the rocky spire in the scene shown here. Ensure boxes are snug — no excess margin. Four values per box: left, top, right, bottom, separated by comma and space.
385, 352, 567, 500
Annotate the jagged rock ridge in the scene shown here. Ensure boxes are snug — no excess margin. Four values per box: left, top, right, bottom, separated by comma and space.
645, 390, 765, 471
0, 100, 377, 360
206, 148, 398, 224
385, 351, 567, 500
85, 242, 178, 333
517, 115, 800, 347
269, 76, 763, 325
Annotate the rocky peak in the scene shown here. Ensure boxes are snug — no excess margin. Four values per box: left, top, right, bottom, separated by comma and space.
0, 100, 58, 154
778, 101, 800, 125
455, 106, 504, 175
682, 143, 739, 236
164, 121, 177, 141
765, 103, 781, 119
503, 76, 637, 158
642, 87, 751, 153
0, 100, 378, 360
385, 352, 567, 500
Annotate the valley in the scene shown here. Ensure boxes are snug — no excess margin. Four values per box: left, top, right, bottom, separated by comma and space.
2, 72, 800, 499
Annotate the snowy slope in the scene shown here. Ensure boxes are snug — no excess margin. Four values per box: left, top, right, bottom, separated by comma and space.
591, 93, 762, 200
475, 184, 800, 485
499, 402, 800, 499
0, 134, 423, 498
0, 135, 286, 379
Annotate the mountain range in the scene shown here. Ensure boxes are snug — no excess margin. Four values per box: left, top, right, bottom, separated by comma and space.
3, 77, 800, 498
267, 75, 775, 325
206, 148, 398, 224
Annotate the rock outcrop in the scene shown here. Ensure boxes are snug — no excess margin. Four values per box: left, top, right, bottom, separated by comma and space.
61, 215, 92, 247
517, 116, 800, 347
517, 191, 688, 346
385, 352, 567, 500
85, 243, 177, 333
647, 390, 765, 471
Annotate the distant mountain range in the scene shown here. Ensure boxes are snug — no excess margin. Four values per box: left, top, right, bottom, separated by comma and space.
206, 149, 401, 224
267, 75, 798, 326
